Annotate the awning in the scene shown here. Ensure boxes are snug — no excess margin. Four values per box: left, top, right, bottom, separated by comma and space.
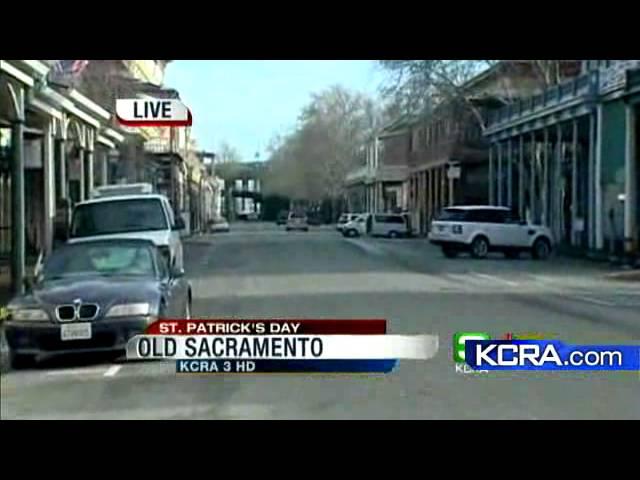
67, 89, 111, 121
97, 135, 116, 149
0, 60, 35, 87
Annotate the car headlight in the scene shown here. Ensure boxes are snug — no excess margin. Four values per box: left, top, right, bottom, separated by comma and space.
106, 303, 150, 318
10, 308, 50, 322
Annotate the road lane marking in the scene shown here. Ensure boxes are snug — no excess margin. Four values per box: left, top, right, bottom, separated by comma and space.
46, 367, 109, 376
344, 239, 384, 256
5, 403, 274, 420
563, 294, 616, 307
104, 365, 121, 377
471, 273, 520, 287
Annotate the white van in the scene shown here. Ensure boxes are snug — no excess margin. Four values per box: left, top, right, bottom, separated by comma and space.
342, 213, 411, 238
68, 193, 185, 271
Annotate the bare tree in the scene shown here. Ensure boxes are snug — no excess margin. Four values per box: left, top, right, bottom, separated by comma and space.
217, 142, 244, 164
264, 85, 381, 204
378, 60, 578, 131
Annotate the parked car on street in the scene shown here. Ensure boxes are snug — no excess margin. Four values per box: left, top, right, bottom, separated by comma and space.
208, 217, 230, 233
286, 211, 309, 231
4, 238, 192, 368
342, 214, 368, 237
342, 213, 412, 238
68, 191, 185, 271
337, 213, 361, 232
428, 206, 554, 259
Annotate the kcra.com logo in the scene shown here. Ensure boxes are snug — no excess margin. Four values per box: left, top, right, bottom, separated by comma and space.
453, 331, 548, 374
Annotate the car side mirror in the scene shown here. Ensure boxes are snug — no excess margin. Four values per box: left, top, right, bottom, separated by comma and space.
519, 220, 528, 226
171, 266, 185, 279
23, 277, 33, 292
173, 217, 186, 231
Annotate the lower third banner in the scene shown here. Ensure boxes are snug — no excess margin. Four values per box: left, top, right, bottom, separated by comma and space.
176, 359, 398, 374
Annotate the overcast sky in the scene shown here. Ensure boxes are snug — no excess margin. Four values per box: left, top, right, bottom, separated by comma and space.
164, 60, 385, 161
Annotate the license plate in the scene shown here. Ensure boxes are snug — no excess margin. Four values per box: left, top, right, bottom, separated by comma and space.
61, 323, 92, 341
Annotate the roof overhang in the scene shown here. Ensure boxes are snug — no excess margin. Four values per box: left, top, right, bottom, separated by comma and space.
67, 89, 111, 120
28, 98, 63, 120
39, 86, 75, 111
19, 60, 50, 78
103, 127, 125, 143
97, 135, 116, 149
0, 60, 35, 87
67, 103, 101, 129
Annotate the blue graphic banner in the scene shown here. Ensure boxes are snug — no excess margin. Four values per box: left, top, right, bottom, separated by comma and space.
176, 359, 399, 374
465, 340, 640, 371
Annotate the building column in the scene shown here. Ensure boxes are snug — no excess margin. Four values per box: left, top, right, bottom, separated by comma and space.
595, 104, 604, 250
519, 135, 525, 219
588, 111, 596, 250
555, 123, 563, 241
434, 168, 440, 216
241, 179, 246, 212
426, 170, 431, 223
497, 142, 503, 206
416, 174, 421, 233
440, 166, 446, 209
78, 146, 86, 201
542, 128, 549, 226
530, 132, 536, 224
43, 119, 55, 255
625, 103, 637, 255
507, 138, 513, 207
571, 119, 579, 246
489, 144, 494, 205
55, 137, 67, 200
427, 167, 438, 221
99, 149, 108, 186
372, 184, 376, 212
85, 146, 94, 200
448, 170, 454, 206
10, 109, 26, 295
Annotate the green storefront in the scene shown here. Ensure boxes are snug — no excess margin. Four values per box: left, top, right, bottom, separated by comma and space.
597, 68, 640, 257
485, 63, 640, 260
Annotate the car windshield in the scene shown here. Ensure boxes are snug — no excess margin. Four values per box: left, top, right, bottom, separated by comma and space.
71, 199, 167, 237
437, 208, 468, 221
43, 243, 156, 279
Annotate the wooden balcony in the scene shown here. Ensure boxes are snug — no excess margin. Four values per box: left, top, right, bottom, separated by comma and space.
486, 71, 598, 134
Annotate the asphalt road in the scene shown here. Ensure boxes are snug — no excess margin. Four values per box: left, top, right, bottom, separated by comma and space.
2, 222, 639, 419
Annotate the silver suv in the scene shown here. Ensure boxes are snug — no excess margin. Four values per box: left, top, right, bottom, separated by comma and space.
428, 206, 553, 260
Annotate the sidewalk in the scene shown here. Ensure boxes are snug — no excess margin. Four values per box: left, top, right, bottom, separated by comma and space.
605, 269, 640, 282
0, 267, 9, 374
347, 234, 629, 279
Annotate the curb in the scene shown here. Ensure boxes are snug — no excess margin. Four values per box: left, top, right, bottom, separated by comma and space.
0, 325, 9, 374
604, 270, 640, 282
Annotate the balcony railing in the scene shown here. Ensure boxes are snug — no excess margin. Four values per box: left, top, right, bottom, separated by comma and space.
144, 138, 179, 154
345, 165, 372, 183
487, 71, 597, 128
